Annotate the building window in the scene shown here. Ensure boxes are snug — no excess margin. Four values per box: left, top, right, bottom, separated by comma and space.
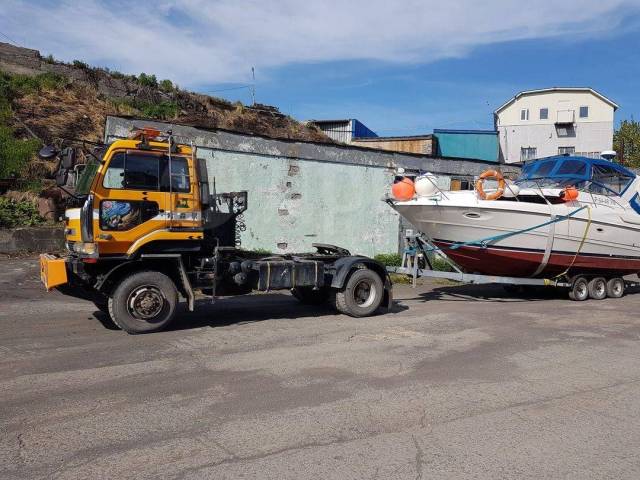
520, 109, 529, 121
579, 106, 589, 118
540, 108, 548, 120
521, 147, 537, 161
558, 146, 575, 155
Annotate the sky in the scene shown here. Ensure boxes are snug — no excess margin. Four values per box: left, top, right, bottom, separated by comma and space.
2, 0, 640, 135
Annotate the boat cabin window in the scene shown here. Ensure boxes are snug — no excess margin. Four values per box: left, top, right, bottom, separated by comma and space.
556, 159, 586, 176
589, 164, 633, 195
517, 157, 635, 194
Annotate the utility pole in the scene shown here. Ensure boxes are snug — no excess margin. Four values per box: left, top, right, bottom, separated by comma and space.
251, 67, 256, 106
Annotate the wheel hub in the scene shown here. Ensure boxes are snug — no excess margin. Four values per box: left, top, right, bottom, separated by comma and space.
354, 280, 376, 307
127, 286, 165, 320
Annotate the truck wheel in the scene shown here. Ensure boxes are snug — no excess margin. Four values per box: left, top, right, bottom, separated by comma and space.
334, 268, 384, 317
606, 277, 625, 298
587, 277, 607, 300
291, 287, 330, 305
108, 271, 177, 334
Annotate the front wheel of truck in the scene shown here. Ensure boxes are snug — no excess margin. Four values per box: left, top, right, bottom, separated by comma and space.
108, 271, 178, 334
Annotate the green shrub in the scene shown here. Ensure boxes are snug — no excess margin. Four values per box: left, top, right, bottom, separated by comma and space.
108, 97, 178, 120
138, 101, 178, 119
159, 79, 174, 93
138, 73, 158, 88
374, 253, 402, 267
0, 72, 66, 99
72, 59, 89, 69
0, 124, 40, 178
0, 197, 45, 228
43, 54, 56, 64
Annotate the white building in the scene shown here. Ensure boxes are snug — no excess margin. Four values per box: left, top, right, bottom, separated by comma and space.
494, 88, 618, 164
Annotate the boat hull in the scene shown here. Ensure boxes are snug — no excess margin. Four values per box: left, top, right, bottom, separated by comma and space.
432, 240, 640, 277
392, 195, 640, 278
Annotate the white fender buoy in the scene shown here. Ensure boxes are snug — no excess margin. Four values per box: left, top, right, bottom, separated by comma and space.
415, 173, 439, 197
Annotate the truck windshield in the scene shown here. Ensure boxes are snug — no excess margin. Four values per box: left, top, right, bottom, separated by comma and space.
75, 158, 100, 195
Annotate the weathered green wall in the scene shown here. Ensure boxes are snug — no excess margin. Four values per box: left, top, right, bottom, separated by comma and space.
201, 149, 399, 256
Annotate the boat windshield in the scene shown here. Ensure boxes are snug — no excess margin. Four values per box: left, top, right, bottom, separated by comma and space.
515, 156, 635, 196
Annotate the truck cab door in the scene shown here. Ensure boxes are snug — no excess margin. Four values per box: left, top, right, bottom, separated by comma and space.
93, 150, 167, 255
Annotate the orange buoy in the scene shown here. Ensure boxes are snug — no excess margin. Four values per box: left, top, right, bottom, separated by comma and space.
392, 177, 416, 201
562, 186, 579, 201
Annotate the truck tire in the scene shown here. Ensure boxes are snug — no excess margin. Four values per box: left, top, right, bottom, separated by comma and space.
108, 271, 178, 334
334, 268, 384, 317
291, 287, 330, 305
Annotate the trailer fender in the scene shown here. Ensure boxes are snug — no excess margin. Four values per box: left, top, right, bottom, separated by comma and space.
330, 257, 393, 310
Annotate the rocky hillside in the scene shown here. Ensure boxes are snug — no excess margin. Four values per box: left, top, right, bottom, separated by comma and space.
0, 42, 330, 144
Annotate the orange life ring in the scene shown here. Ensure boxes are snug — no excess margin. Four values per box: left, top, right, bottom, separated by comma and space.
476, 169, 505, 200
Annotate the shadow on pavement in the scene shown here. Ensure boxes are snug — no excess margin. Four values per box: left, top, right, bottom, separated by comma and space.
92, 292, 408, 333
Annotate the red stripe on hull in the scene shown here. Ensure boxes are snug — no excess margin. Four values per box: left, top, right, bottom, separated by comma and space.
433, 241, 640, 278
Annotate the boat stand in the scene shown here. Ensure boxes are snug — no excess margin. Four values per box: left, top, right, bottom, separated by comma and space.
388, 231, 572, 289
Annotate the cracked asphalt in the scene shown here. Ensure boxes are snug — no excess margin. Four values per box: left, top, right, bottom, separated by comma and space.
2, 256, 640, 479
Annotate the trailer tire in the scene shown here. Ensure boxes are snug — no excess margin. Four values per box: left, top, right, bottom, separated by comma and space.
108, 271, 177, 334
587, 277, 607, 300
291, 287, 330, 305
568, 276, 589, 301
606, 277, 625, 298
334, 268, 384, 317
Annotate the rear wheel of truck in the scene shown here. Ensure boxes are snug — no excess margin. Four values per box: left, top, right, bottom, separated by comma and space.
291, 287, 330, 305
108, 271, 178, 334
334, 268, 384, 317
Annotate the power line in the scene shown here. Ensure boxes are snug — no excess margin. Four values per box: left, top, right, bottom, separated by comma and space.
202, 84, 253, 94
0, 29, 21, 47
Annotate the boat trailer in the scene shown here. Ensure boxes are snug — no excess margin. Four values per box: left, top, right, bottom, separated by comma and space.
388, 231, 639, 300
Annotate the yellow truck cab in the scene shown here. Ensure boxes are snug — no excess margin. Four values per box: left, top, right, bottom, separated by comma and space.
40, 127, 392, 333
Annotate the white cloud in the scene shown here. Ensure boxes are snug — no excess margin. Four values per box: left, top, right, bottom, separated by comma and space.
2, 0, 639, 87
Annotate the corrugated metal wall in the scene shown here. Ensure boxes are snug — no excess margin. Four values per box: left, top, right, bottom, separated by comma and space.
434, 130, 499, 162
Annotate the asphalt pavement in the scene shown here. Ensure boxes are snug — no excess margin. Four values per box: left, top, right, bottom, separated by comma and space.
2, 257, 640, 479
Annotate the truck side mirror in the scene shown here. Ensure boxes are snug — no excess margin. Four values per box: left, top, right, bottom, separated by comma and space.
39, 145, 58, 160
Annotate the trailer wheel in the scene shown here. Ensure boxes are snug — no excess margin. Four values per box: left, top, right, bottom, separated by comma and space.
334, 268, 384, 317
588, 277, 607, 300
291, 287, 330, 305
108, 271, 177, 334
606, 277, 625, 298
568, 276, 589, 301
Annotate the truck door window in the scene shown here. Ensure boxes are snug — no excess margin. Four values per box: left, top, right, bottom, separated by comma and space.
103, 152, 161, 190
124, 153, 160, 190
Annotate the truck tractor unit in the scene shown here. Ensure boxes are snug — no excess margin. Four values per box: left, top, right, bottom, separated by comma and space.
39, 127, 392, 333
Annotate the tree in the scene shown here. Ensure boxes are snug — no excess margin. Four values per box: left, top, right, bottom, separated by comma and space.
614, 119, 640, 167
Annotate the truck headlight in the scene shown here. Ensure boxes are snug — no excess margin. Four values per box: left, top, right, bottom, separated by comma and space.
73, 242, 98, 255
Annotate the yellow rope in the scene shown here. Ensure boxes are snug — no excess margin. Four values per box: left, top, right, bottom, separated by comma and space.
550, 205, 592, 281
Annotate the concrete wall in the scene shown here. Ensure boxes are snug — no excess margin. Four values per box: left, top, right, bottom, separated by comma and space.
105, 116, 519, 256
495, 90, 615, 163
0, 227, 65, 254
